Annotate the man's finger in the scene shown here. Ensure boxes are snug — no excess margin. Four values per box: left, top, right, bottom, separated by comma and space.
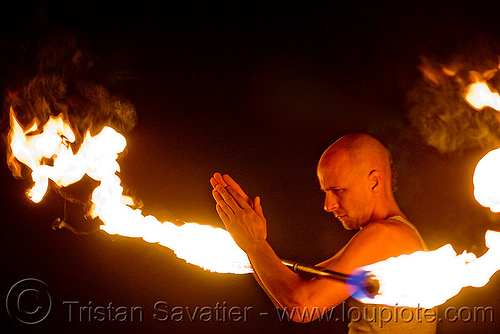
222, 174, 253, 207
254, 196, 265, 219
212, 188, 236, 215
215, 204, 230, 225
210, 177, 218, 189
210, 173, 227, 189
225, 185, 254, 210
215, 185, 242, 211
223, 174, 246, 195
214, 173, 228, 187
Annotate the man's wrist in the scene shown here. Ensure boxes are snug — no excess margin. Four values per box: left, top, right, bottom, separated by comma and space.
244, 239, 268, 255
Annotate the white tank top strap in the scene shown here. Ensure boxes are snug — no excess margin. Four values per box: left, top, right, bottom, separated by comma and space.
387, 215, 428, 251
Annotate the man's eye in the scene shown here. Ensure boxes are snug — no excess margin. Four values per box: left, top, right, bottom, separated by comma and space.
333, 189, 343, 193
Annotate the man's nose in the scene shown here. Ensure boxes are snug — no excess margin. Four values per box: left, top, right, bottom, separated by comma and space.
324, 192, 339, 212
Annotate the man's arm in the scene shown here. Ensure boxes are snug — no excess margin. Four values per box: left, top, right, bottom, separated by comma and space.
210, 174, 287, 308
211, 174, 350, 322
315, 245, 347, 268
211, 174, 423, 322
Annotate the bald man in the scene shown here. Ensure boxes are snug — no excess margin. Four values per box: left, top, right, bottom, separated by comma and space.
211, 134, 437, 333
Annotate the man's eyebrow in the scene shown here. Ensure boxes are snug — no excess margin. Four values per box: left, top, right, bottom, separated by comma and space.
321, 186, 343, 191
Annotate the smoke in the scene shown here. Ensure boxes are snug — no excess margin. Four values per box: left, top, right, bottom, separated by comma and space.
3, 34, 137, 173
407, 39, 500, 153
1, 34, 138, 209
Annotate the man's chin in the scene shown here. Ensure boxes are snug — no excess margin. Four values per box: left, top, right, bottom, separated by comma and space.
337, 216, 355, 230
342, 222, 356, 230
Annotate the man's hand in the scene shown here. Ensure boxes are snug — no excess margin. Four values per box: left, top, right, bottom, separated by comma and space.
210, 173, 254, 207
211, 173, 267, 252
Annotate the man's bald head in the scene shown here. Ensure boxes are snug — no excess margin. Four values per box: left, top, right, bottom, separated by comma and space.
317, 134, 402, 228
318, 134, 394, 191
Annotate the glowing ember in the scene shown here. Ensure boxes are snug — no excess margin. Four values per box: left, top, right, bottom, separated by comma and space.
350, 230, 500, 309
464, 80, 500, 111
8, 108, 252, 274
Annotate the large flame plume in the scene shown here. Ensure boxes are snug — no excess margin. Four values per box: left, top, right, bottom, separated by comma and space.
5, 37, 251, 274
351, 230, 500, 309
7, 107, 252, 274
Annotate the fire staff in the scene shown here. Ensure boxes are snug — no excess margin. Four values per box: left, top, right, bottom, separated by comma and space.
211, 133, 437, 333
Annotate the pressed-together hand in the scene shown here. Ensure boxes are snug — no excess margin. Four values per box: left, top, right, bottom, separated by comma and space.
210, 173, 254, 207
211, 173, 267, 252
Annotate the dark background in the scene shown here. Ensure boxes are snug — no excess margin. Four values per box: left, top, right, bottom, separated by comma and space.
1, 1, 500, 333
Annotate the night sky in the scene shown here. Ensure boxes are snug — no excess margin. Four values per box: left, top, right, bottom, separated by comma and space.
2, 1, 500, 333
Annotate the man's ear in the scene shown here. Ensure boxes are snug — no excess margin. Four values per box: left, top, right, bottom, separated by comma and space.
368, 170, 381, 192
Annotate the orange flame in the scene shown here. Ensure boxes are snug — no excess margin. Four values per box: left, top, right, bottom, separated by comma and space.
352, 230, 500, 309
464, 80, 500, 111
462, 76, 500, 212
473, 148, 500, 213
8, 107, 252, 274
367, 67, 500, 308
9, 109, 77, 202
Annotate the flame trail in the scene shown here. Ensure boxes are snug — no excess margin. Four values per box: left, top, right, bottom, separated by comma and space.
9, 53, 500, 297
8, 107, 252, 274
350, 230, 500, 309
10, 104, 500, 306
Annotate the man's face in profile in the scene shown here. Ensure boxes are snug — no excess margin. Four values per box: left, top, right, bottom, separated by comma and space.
318, 154, 375, 230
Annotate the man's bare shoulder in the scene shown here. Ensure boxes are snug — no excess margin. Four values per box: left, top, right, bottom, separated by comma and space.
328, 218, 424, 273
356, 218, 423, 252
366, 218, 422, 242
